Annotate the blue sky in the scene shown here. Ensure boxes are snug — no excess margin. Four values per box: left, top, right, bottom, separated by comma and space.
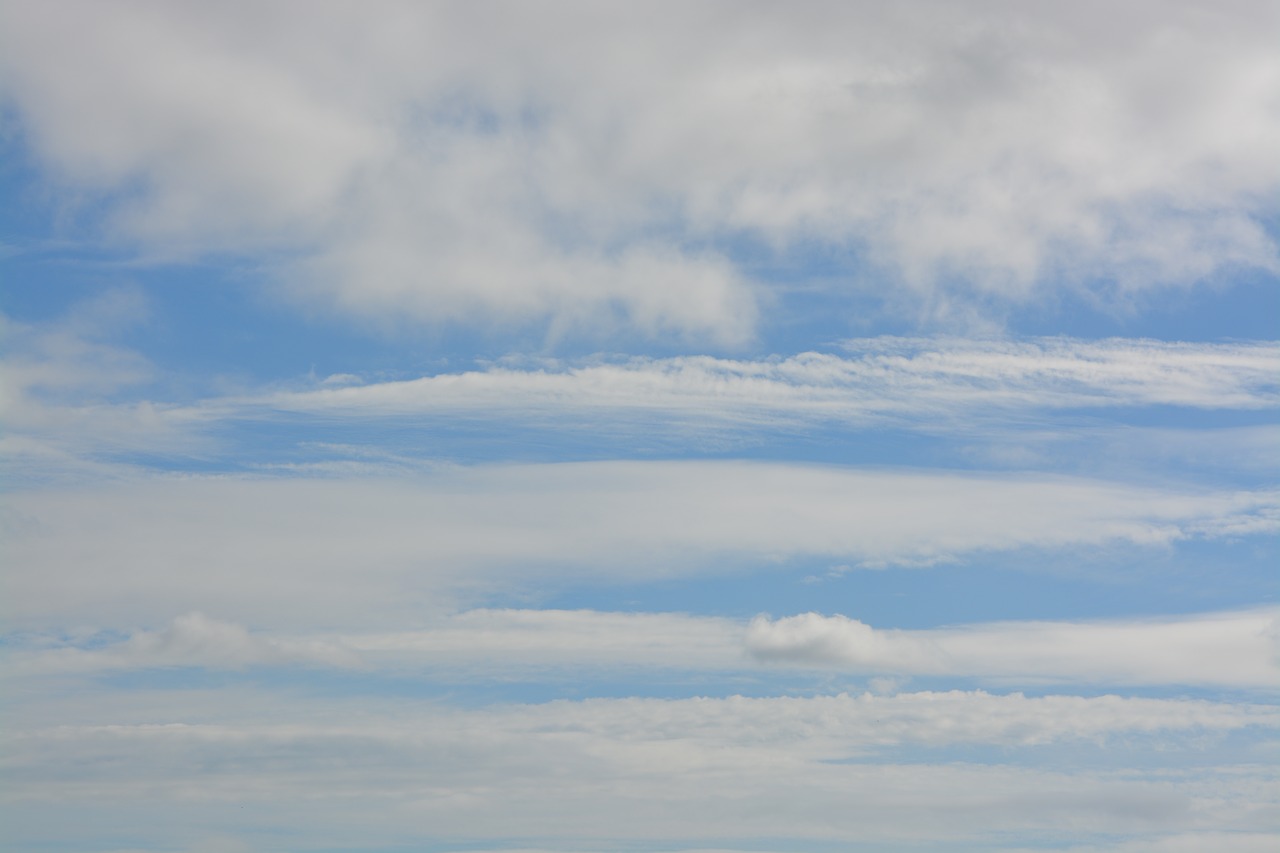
1, 3, 1278, 852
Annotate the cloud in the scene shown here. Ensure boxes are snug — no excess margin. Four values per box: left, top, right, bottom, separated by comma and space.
0, 302, 211, 469
9, 609, 743, 676
2, 2, 1277, 337
343, 608, 745, 671
1002, 834, 1280, 853
14, 606, 1277, 690
5, 463, 1277, 629
747, 608, 1280, 687
260, 338, 1280, 424
14, 690, 1276, 762
7, 334, 1275, 481
13, 612, 360, 674
5, 688, 1277, 847
0, 294, 153, 409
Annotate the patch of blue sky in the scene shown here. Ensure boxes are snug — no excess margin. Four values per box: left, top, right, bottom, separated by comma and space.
1005, 268, 1280, 342
71, 658, 1275, 710
65, 399, 1274, 481
533, 542, 1276, 626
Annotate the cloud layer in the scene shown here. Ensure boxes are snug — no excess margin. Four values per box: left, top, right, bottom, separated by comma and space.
7, 688, 1277, 848
6, 463, 1276, 628
15, 606, 1279, 690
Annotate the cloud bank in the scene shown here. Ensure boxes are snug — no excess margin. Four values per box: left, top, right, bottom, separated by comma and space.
2, 1, 1277, 337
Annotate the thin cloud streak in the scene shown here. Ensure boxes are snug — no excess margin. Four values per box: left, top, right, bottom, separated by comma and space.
264, 338, 1280, 422
8, 332, 1275, 474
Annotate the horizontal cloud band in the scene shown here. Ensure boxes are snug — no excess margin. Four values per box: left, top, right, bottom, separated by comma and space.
6, 463, 1277, 629
747, 609, 1280, 687
14, 606, 1279, 689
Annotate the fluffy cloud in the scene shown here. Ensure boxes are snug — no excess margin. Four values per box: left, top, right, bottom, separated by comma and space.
5, 464, 1277, 629
2, 1, 1276, 337
747, 608, 1280, 687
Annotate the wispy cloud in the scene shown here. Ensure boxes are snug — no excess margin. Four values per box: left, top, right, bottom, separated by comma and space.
0, 303, 212, 468
6, 334, 1274, 477
12, 612, 359, 674
261, 337, 1280, 422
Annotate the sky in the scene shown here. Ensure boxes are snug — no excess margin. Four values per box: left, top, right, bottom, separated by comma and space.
0, 2, 1278, 852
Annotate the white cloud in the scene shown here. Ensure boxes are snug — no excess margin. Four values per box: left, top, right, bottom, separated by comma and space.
0, 297, 153, 410
12, 690, 1276, 762
0, 302, 212, 467
259, 338, 1280, 424
747, 608, 1280, 687
14, 612, 360, 674
342, 608, 745, 671
8, 609, 743, 675
13, 606, 1277, 689
8, 334, 1275, 480
2, 2, 1276, 336
4, 463, 1276, 629
1002, 834, 1280, 853
5, 689, 1277, 847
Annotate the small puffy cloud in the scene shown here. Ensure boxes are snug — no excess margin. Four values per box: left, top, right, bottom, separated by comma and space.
747, 608, 1280, 687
